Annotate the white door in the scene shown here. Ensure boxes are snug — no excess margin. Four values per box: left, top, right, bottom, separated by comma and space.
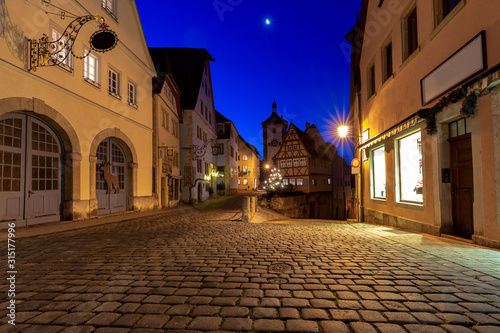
0, 114, 62, 227
96, 138, 127, 215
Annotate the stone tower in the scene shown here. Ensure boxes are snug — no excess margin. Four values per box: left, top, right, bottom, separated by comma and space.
261, 100, 288, 167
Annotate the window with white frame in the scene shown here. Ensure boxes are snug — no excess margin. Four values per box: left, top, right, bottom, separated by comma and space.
83, 50, 99, 84
283, 178, 289, 186
173, 121, 178, 137
51, 27, 72, 70
290, 179, 295, 186
297, 179, 303, 186
108, 68, 120, 97
293, 158, 299, 167
286, 159, 292, 167
161, 108, 169, 130
242, 155, 248, 161
280, 160, 286, 168
102, 0, 117, 19
397, 131, 423, 203
371, 145, 386, 199
299, 158, 306, 166
127, 81, 137, 107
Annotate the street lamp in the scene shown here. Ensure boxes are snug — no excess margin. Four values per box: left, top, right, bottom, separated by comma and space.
338, 125, 349, 139
336, 125, 363, 224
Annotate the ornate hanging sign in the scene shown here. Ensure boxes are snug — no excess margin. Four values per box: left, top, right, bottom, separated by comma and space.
28, 15, 118, 71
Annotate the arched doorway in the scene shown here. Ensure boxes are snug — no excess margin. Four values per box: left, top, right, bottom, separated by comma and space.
96, 138, 127, 214
0, 113, 62, 226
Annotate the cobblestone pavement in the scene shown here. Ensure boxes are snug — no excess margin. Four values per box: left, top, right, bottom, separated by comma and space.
1, 193, 500, 332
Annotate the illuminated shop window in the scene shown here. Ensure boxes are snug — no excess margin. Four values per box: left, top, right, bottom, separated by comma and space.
397, 131, 423, 203
371, 146, 386, 199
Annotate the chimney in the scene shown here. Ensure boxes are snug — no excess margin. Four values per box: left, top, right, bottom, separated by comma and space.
305, 122, 310, 129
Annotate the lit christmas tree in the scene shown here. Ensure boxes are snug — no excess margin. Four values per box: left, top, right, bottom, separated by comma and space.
264, 168, 284, 195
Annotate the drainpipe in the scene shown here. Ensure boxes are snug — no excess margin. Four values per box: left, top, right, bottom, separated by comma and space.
357, 90, 364, 223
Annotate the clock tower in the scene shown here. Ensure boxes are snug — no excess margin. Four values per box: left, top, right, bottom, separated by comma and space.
261, 100, 288, 167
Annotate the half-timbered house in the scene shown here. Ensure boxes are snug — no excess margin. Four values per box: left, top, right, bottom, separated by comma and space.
273, 122, 336, 193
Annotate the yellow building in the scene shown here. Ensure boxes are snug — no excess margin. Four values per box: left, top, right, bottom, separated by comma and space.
0, 0, 156, 227
347, 0, 500, 248
238, 136, 260, 191
150, 49, 182, 208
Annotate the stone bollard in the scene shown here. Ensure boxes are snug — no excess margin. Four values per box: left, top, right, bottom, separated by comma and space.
250, 196, 256, 220
242, 196, 257, 222
242, 196, 250, 222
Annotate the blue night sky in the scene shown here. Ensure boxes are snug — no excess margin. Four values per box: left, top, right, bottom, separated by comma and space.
135, 0, 361, 162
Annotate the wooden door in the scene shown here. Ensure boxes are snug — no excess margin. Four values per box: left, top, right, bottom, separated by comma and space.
96, 138, 127, 215
450, 135, 474, 238
26, 118, 62, 224
0, 114, 62, 227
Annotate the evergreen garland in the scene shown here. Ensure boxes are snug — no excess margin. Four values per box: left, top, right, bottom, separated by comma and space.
421, 88, 479, 135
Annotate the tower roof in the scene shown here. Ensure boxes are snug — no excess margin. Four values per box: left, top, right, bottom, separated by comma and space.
261, 100, 288, 126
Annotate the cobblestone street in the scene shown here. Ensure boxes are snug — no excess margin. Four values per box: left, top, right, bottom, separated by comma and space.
2, 193, 500, 333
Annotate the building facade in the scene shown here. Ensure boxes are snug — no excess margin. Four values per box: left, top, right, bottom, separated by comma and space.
238, 136, 261, 191
150, 49, 182, 208
215, 111, 239, 195
347, 0, 500, 248
0, 0, 156, 228
273, 122, 337, 194
261, 101, 288, 168
161, 48, 218, 203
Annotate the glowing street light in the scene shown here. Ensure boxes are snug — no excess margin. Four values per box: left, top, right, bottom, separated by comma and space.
337, 125, 349, 138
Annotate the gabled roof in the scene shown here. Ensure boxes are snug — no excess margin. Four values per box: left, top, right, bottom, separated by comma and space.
261, 112, 288, 126
149, 47, 213, 110
239, 135, 260, 157
285, 123, 336, 160
215, 110, 231, 123
149, 48, 173, 94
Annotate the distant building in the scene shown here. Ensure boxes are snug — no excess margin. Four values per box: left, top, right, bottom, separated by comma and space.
347, 0, 500, 248
159, 48, 218, 203
273, 122, 336, 193
261, 101, 288, 168
149, 49, 182, 208
0, 0, 156, 227
238, 136, 261, 191
215, 111, 239, 196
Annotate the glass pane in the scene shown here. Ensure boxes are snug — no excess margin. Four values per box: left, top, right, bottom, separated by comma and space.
372, 146, 386, 198
457, 118, 466, 136
398, 132, 423, 203
449, 121, 457, 138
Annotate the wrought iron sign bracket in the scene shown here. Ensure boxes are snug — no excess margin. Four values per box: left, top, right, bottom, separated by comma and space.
181, 139, 219, 160
27, 14, 118, 72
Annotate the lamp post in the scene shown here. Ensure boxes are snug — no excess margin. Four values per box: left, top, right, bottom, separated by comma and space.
337, 125, 363, 224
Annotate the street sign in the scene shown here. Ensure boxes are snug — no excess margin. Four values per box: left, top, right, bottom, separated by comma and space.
351, 158, 360, 168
